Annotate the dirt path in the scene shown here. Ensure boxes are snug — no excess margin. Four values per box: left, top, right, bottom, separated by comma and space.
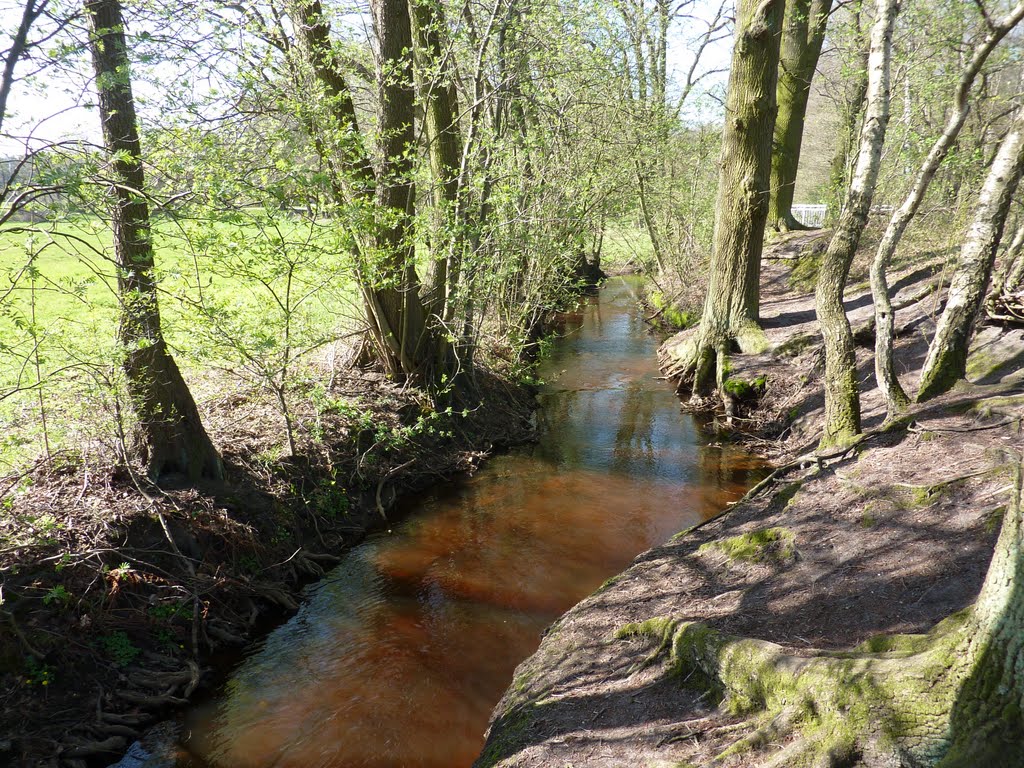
475, 232, 1024, 767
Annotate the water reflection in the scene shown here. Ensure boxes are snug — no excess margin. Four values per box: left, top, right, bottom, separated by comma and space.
180, 277, 763, 768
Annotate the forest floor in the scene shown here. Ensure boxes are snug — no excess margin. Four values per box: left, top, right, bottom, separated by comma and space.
475, 230, 1024, 768
0, 361, 536, 767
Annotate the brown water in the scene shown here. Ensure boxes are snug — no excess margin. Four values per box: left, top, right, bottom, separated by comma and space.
178, 277, 763, 768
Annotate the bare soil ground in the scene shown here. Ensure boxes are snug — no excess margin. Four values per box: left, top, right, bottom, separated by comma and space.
475, 231, 1024, 768
0, 364, 535, 767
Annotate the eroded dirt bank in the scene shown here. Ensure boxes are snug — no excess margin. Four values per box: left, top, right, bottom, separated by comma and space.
475, 232, 1024, 768
0, 367, 535, 767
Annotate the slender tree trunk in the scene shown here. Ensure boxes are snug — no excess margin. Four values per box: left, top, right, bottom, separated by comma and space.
869, 2, 1024, 418
815, 0, 898, 447
827, 2, 868, 208
0, 0, 46, 136
683, 0, 785, 402
991, 221, 1024, 296
917, 104, 1024, 401
289, 0, 445, 387
86, 0, 222, 481
411, 0, 465, 323
767, 0, 832, 232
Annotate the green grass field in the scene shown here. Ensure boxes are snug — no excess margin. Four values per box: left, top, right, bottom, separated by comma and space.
0, 213, 361, 472
600, 221, 655, 270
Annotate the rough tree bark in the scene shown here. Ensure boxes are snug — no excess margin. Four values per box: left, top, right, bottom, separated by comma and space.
991, 221, 1024, 297
677, 0, 786, 403
86, 0, 222, 481
411, 0, 465, 326
869, 2, 1024, 418
917, 103, 1024, 401
767, 0, 832, 232
814, 0, 898, 447
288, 0, 447, 387
625, 456, 1024, 767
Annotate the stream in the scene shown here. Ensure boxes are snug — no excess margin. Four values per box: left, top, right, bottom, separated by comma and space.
176, 276, 764, 768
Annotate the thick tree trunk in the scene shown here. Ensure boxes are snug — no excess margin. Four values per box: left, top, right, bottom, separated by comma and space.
814, 0, 898, 447
683, 0, 785, 401
869, 2, 1024, 418
917, 104, 1024, 401
767, 0, 832, 232
366, 0, 439, 383
86, 0, 222, 481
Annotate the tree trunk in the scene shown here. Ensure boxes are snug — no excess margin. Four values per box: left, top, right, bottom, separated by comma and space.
288, 0, 447, 388
991, 221, 1024, 296
826, 3, 868, 210
814, 0, 898, 447
682, 0, 786, 401
869, 2, 1024, 418
411, 0, 465, 323
767, 0, 832, 232
86, 0, 222, 482
0, 0, 46, 137
366, 0, 439, 383
917, 103, 1024, 401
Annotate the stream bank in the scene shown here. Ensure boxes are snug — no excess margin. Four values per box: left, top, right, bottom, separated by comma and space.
476, 233, 1024, 767
169, 276, 763, 768
0, 359, 535, 767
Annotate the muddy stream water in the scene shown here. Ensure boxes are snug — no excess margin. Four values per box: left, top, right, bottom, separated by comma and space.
177, 276, 764, 768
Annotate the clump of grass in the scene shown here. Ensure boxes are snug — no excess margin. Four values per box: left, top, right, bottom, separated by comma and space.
788, 253, 822, 292
698, 527, 796, 564
650, 290, 698, 330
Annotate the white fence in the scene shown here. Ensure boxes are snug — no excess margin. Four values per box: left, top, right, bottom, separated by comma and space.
791, 204, 828, 228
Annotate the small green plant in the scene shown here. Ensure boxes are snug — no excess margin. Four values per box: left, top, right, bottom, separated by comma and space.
23, 657, 54, 687
42, 584, 71, 606
310, 476, 349, 517
102, 630, 141, 667
650, 290, 697, 329
148, 600, 186, 622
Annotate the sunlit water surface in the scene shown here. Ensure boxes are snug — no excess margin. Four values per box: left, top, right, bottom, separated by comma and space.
178, 277, 764, 768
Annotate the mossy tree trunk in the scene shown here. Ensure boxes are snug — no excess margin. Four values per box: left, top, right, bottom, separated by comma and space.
678, 0, 785, 404
917, 103, 1024, 401
86, 0, 223, 482
630, 458, 1024, 767
814, 0, 898, 448
767, 0, 832, 233
869, 2, 1024, 419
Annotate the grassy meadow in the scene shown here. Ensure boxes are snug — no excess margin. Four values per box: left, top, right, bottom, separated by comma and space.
0, 213, 361, 473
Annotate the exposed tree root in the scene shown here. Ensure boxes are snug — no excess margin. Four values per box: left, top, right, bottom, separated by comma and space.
660, 322, 771, 425
621, 458, 1024, 767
